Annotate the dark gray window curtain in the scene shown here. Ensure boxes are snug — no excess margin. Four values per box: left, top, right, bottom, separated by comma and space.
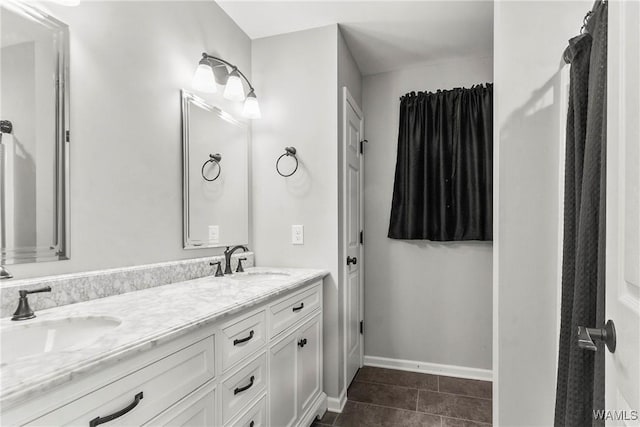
388, 84, 493, 241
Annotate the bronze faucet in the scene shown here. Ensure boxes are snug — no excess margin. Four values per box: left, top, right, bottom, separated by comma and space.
224, 245, 248, 275
12, 286, 52, 321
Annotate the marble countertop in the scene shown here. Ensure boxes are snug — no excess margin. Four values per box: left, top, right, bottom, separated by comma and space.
0, 267, 327, 409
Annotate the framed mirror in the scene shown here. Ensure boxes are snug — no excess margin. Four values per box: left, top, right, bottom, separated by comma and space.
181, 90, 249, 249
0, 1, 70, 265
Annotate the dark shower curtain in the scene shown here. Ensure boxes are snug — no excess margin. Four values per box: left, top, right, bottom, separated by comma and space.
554, 2, 607, 426
388, 84, 493, 241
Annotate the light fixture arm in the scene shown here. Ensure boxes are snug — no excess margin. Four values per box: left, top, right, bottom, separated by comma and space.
201, 53, 255, 94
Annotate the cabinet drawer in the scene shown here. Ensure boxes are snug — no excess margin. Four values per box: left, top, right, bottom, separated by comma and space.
144, 381, 216, 426
227, 395, 266, 427
221, 353, 267, 425
269, 283, 321, 338
220, 310, 266, 372
30, 336, 215, 426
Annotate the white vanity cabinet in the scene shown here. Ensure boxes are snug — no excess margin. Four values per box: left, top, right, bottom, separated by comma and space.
2, 279, 325, 427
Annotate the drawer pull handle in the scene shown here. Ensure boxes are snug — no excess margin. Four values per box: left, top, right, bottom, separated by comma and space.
298, 338, 308, 348
249, 422, 255, 427
234, 330, 255, 345
89, 392, 143, 427
234, 375, 255, 395
292, 302, 304, 312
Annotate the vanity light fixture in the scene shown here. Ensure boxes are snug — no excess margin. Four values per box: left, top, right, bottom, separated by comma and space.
243, 90, 261, 119
191, 53, 261, 119
192, 60, 217, 93
223, 69, 245, 102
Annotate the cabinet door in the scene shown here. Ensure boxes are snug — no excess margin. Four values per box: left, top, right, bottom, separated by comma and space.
268, 332, 297, 427
144, 382, 216, 427
297, 314, 322, 416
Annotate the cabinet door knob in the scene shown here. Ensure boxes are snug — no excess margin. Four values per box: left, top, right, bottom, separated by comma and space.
347, 256, 357, 266
298, 338, 308, 348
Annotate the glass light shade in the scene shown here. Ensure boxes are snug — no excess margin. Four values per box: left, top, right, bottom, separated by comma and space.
243, 93, 261, 119
192, 63, 217, 93
224, 71, 245, 101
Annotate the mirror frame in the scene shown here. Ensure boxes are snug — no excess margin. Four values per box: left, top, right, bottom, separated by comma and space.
0, 1, 70, 265
180, 90, 249, 250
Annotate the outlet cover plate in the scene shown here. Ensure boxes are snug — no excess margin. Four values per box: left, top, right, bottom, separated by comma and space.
292, 225, 304, 245
208, 225, 219, 244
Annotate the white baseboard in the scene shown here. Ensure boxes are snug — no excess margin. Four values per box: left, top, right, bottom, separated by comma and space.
363, 355, 493, 382
326, 388, 347, 413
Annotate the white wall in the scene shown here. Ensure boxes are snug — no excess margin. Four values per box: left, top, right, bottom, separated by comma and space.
338, 28, 362, 105
251, 25, 343, 399
252, 25, 363, 404
494, 1, 591, 425
6, 1, 251, 279
362, 56, 494, 372
337, 26, 362, 395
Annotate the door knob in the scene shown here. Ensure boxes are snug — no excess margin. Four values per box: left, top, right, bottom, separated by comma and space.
347, 256, 357, 266
577, 319, 616, 353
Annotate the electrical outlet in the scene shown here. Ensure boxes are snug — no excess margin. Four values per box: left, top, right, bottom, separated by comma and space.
292, 225, 304, 245
208, 225, 219, 244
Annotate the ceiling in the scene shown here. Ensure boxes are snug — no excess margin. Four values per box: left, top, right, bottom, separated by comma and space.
216, 1, 494, 76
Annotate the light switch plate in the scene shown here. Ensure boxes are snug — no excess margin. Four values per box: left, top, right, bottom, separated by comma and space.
292, 225, 304, 245
208, 225, 219, 244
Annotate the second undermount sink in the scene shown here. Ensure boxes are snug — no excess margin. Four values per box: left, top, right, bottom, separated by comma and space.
0, 316, 121, 363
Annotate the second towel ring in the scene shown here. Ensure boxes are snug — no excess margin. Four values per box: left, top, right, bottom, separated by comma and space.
201, 153, 222, 182
276, 147, 298, 177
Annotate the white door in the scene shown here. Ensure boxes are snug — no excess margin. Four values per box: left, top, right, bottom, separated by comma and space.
606, 1, 640, 424
343, 87, 364, 388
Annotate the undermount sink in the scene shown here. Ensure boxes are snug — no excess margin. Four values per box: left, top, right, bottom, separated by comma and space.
1, 316, 121, 363
231, 271, 291, 281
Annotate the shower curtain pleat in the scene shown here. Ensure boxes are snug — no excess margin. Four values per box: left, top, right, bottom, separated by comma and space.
554, 2, 607, 426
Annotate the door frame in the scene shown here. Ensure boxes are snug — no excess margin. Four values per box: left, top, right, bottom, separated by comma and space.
605, 0, 640, 418
341, 86, 364, 392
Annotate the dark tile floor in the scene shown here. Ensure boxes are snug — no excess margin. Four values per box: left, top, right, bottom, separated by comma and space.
313, 366, 492, 427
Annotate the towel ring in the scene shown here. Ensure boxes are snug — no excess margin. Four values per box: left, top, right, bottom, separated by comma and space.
201, 153, 222, 182
276, 147, 298, 177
